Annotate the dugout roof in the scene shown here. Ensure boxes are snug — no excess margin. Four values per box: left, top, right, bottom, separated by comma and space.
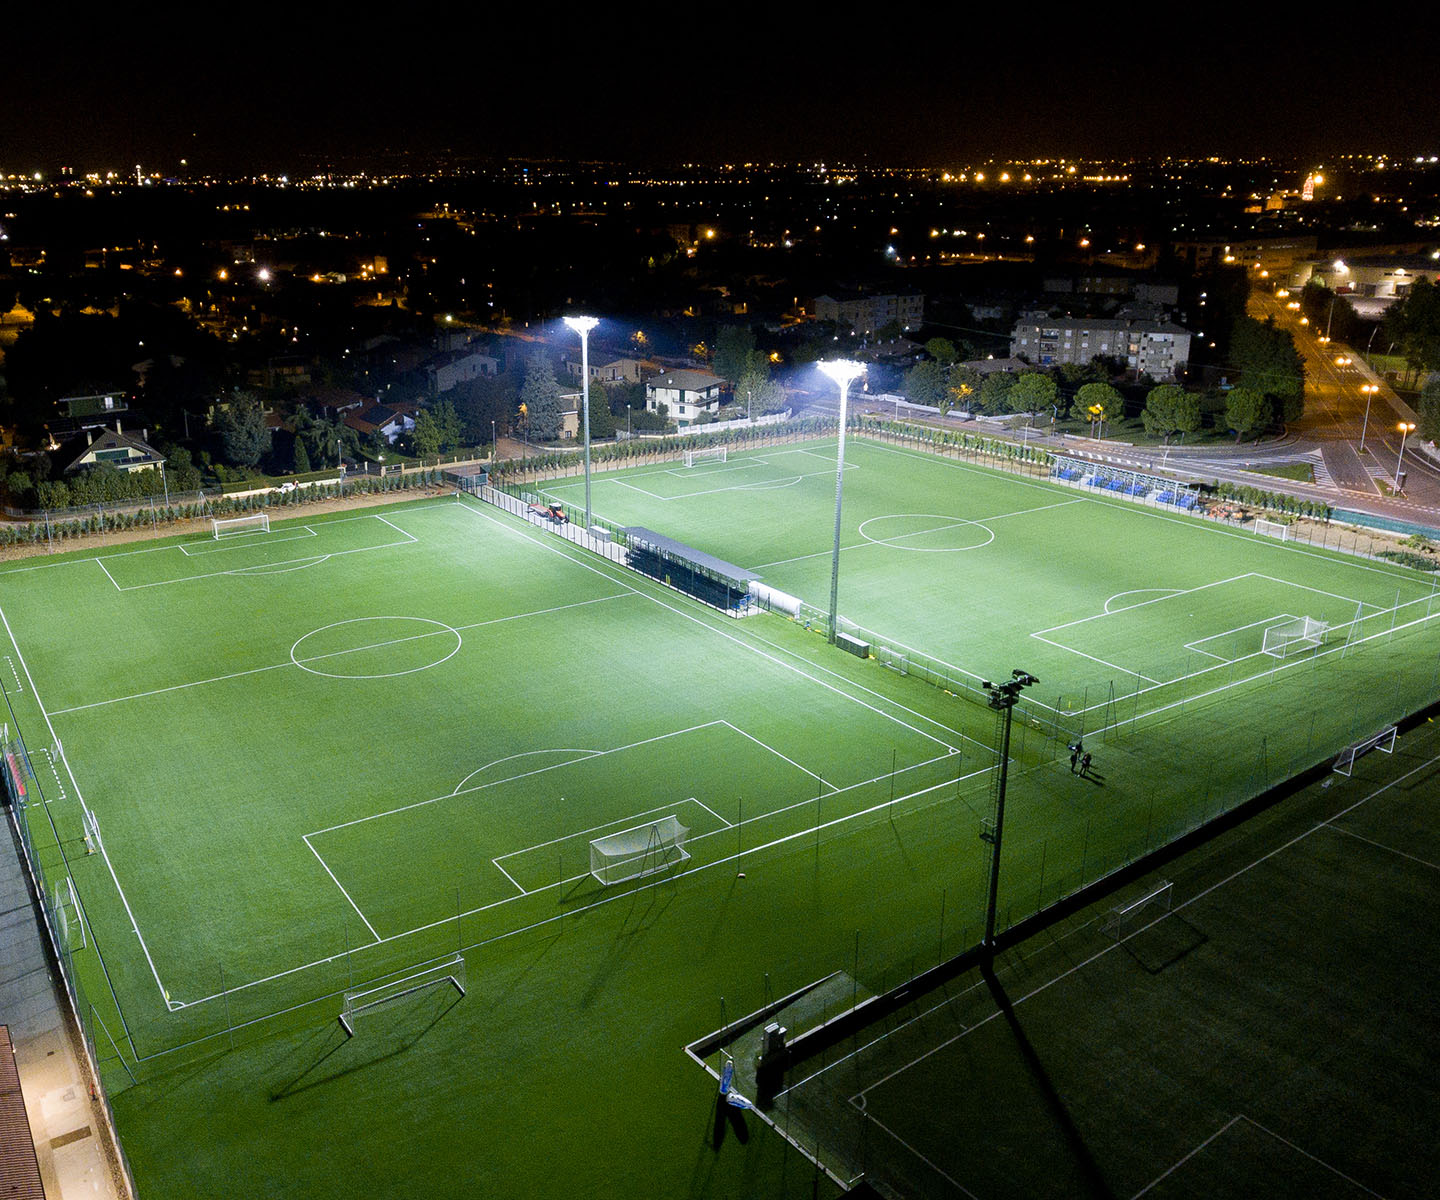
623, 527, 759, 586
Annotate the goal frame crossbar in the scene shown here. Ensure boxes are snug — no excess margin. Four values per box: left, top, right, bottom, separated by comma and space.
212, 512, 271, 539
338, 953, 466, 1037
1100, 879, 1173, 941
589, 815, 691, 887
1262, 615, 1328, 658
683, 446, 728, 468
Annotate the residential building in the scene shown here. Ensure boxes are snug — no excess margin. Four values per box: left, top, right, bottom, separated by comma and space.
645, 369, 725, 425
1010, 315, 1192, 380
344, 400, 423, 445
57, 422, 164, 475
428, 349, 500, 394
564, 357, 658, 385
814, 291, 925, 335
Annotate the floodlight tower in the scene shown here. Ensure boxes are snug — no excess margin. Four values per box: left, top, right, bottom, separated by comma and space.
564, 315, 600, 528
818, 359, 866, 644
980, 671, 1039, 951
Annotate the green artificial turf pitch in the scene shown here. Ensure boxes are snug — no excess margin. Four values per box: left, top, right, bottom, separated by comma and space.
0, 440, 1434, 1199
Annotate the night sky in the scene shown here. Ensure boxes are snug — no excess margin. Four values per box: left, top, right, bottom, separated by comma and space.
7, 7, 1440, 172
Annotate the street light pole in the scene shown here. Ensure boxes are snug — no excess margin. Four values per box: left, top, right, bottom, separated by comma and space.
818, 359, 865, 645
564, 315, 599, 529
1359, 385, 1377, 453
1394, 421, 1416, 493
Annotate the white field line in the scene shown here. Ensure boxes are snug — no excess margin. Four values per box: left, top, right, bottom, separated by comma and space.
47, 591, 633, 717
839, 745, 1440, 1105
179, 526, 319, 556
861, 1114, 984, 1200
1250, 572, 1373, 613
0, 499, 459, 580
1184, 615, 1297, 662
301, 834, 381, 942
689, 797, 733, 829
1104, 588, 1182, 613
455, 495, 963, 753
1229, 1115, 1389, 1199
37, 748, 68, 806
1130, 1115, 1246, 1199
1028, 634, 1162, 684
0, 603, 175, 1008
1033, 575, 1256, 637
721, 720, 833, 789
307, 721, 727, 839
451, 748, 602, 794
3, 655, 23, 693
746, 496, 1087, 572
95, 559, 121, 591
1323, 822, 1440, 872
489, 859, 528, 896
859, 435, 1440, 589
114, 536, 417, 590
175, 757, 979, 1011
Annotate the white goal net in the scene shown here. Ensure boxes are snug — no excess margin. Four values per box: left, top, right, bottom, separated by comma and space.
1253, 518, 1289, 542
213, 512, 271, 539
589, 815, 691, 886
684, 446, 727, 468
1262, 616, 1328, 658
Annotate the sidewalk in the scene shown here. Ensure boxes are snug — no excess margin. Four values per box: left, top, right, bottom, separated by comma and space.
0, 815, 127, 1199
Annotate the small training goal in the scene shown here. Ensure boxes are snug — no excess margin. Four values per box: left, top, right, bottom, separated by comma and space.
589, 815, 691, 886
1262, 616, 1328, 658
1252, 518, 1290, 542
339, 954, 466, 1037
212, 512, 271, 539
684, 446, 727, 468
1100, 880, 1173, 942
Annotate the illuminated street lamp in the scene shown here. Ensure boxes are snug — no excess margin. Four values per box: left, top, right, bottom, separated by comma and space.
1394, 422, 1416, 493
1088, 403, 1105, 440
818, 359, 866, 644
1359, 384, 1379, 452
563, 315, 599, 528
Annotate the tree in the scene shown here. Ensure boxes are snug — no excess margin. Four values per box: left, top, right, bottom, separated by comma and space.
976, 372, 1015, 415
1007, 372, 1058, 416
1384, 277, 1440, 380
216, 389, 269, 469
925, 337, 959, 364
1224, 386, 1271, 442
1071, 381, 1123, 431
583, 385, 617, 439
1230, 316, 1305, 423
903, 360, 947, 407
712, 325, 765, 385
411, 400, 462, 456
1417, 375, 1440, 443
292, 437, 312, 473
1141, 384, 1202, 443
734, 367, 788, 417
520, 354, 565, 441
946, 364, 982, 413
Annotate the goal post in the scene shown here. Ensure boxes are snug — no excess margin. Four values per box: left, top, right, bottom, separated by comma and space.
339, 954, 466, 1037
589, 815, 691, 886
1252, 518, 1289, 542
212, 512, 271, 539
1262, 616, 1328, 658
1100, 880, 1173, 941
684, 446, 727, 468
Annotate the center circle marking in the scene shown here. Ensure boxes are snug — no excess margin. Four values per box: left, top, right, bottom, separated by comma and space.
857, 513, 996, 552
290, 616, 462, 679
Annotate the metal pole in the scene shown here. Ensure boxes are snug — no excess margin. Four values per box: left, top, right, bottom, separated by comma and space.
581, 331, 593, 528
828, 377, 852, 644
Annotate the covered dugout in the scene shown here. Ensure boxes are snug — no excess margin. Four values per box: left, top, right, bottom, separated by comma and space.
624, 527, 756, 615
